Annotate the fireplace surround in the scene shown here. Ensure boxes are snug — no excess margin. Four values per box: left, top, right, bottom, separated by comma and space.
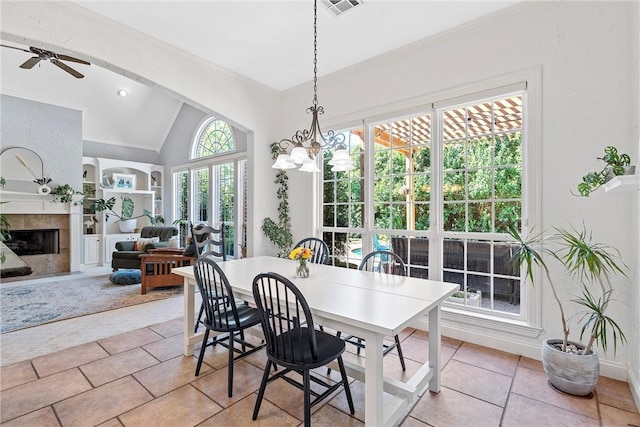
1, 190, 81, 276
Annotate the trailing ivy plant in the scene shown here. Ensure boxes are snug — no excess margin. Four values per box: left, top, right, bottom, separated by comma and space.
262, 142, 293, 257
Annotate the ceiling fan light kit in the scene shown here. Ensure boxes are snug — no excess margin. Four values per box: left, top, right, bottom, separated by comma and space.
1, 44, 90, 79
271, 0, 355, 173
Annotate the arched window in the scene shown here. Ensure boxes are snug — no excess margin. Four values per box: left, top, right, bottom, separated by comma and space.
192, 118, 235, 159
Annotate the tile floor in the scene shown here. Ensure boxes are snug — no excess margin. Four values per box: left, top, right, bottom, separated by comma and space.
1, 269, 639, 426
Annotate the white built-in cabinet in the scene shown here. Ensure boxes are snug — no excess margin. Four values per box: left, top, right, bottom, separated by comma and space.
82, 157, 163, 266
83, 235, 101, 265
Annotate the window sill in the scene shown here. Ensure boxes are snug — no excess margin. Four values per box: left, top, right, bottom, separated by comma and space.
440, 306, 542, 338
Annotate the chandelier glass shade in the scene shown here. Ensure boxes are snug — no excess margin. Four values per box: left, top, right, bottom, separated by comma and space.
271, 0, 355, 173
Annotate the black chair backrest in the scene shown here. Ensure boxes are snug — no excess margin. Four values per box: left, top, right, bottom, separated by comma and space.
190, 223, 226, 260
252, 272, 318, 364
358, 250, 407, 276
193, 257, 238, 331
294, 237, 329, 265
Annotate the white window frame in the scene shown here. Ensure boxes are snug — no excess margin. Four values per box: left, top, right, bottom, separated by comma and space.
318, 68, 542, 335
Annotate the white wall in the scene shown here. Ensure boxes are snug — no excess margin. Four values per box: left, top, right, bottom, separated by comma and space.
1, 0, 282, 259
281, 1, 639, 383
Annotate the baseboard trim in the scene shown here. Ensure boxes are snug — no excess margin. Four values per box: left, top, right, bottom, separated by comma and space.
412, 318, 630, 381
628, 366, 640, 413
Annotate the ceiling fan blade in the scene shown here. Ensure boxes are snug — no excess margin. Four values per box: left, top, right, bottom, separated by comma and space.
20, 57, 41, 69
1, 44, 32, 54
57, 54, 90, 66
51, 59, 84, 79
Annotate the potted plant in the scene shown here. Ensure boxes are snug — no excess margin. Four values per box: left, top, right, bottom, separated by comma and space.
576, 146, 635, 196
507, 223, 627, 396
50, 184, 85, 205
90, 196, 156, 233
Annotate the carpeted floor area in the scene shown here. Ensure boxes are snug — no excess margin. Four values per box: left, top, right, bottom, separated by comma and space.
1, 274, 183, 333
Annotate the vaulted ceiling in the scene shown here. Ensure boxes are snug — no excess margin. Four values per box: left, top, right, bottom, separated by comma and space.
1, 1, 521, 152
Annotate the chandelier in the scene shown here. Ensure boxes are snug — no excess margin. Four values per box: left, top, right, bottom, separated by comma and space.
271, 0, 355, 173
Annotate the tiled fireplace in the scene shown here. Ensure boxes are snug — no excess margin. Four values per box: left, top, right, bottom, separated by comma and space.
1, 191, 81, 277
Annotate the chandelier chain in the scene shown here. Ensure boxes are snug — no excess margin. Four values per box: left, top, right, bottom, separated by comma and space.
313, 0, 318, 107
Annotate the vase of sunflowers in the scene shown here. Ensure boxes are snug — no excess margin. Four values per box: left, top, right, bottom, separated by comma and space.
290, 246, 312, 278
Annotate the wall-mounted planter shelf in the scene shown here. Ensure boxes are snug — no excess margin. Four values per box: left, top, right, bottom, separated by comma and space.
602, 175, 640, 193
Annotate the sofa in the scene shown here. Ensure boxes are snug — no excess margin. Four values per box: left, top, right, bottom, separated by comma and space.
111, 226, 178, 271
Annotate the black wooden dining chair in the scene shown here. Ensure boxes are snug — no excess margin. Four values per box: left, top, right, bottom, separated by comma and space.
294, 237, 330, 265
252, 272, 354, 427
192, 257, 264, 397
339, 250, 407, 371
191, 223, 226, 333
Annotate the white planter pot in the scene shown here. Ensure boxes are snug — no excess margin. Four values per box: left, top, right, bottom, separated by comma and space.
118, 219, 137, 233
541, 339, 599, 396
447, 291, 481, 307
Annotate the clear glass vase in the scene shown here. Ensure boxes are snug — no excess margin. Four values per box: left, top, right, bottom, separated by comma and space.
296, 259, 310, 278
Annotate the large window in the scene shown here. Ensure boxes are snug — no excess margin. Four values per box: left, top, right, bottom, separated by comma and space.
172, 117, 246, 259
193, 118, 235, 158
320, 84, 529, 321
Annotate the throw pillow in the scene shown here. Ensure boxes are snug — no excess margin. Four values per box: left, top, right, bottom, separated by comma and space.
134, 237, 160, 251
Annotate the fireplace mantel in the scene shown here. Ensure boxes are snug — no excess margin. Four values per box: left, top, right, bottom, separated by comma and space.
1, 190, 82, 272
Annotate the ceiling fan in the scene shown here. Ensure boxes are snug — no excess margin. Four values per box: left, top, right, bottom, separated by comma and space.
1, 44, 90, 79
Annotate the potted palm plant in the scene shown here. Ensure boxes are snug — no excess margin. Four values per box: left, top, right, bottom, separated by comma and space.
507, 223, 627, 396
90, 196, 156, 233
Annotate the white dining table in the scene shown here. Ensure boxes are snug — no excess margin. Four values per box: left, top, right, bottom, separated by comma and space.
172, 256, 458, 426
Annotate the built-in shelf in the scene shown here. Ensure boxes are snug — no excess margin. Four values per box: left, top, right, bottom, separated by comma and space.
603, 175, 640, 193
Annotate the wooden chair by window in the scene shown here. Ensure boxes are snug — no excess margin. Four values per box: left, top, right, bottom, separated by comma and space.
252, 272, 354, 427
294, 237, 330, 265
193, 257, 264, 397
336, 250, 407, 371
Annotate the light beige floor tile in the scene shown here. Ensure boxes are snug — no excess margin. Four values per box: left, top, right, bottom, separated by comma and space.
96, 418, 124, 427
394, 335, 456, 365
511, 366, 599, 419
53, 376, 153, 426
141, 334, 185, 362
599, 403, 640, 426
119, 385, 222, 426
518, 356, 544, 372
502, 393, 599, 426
31, 342, 109, 377
80, 347, 159, 386
596, 376, 640, 414
192, 360, 265, 408
442, 359, 512, 407
134, 355, 212, 397
0, 368, 92, 423
1, 360, 38, 391
330, 379, 393, 423
409, 386, 503, 427
147, 317, 184, 338
98, 328, 163, 355
200, 392, 300, 427
312, 402, 363, 426
0, 406, 60, 427
400, 415, 430, 426
452, 342, 519, 376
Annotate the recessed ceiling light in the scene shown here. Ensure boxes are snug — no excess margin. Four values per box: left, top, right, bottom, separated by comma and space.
117, 89, 128, 97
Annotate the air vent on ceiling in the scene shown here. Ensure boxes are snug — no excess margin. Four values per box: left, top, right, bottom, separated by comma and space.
321, 0, 363, 16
